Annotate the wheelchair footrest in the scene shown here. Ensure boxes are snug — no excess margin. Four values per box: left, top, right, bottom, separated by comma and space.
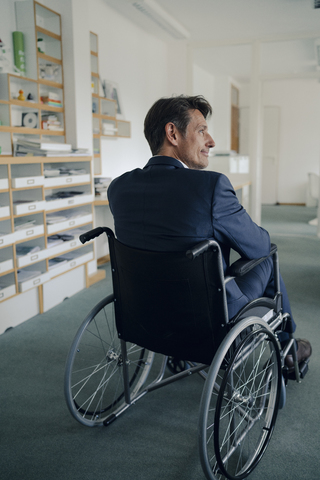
283, 358, 310, 381
103, 413, 117, 427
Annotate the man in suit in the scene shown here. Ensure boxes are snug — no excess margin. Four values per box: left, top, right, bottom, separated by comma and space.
108, 95, 311, 367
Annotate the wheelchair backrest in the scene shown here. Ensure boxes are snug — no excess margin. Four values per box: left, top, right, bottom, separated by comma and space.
106, 228, 229, 365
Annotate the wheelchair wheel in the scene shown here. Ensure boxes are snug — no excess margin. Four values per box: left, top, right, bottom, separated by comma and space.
64, 294, 155, 427
199, 317, 281, 480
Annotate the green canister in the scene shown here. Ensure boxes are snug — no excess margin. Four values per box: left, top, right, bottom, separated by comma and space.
12, 31, 26, 75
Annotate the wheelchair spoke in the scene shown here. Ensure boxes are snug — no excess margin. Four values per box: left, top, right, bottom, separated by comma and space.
64, 296, 155, 426
199, 320, 281, 480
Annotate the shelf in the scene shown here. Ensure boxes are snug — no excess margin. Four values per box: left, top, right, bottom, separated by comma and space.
36, 26, 61, 42
38, 79, 63, 89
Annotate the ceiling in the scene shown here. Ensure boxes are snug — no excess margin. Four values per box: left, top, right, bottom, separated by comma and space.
104, 0, 320, 83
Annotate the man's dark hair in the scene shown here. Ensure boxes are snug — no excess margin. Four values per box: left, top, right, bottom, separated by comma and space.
144, 95, 212, 155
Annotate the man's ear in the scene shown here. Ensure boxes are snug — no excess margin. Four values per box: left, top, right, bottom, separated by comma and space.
165, 122, 179, 147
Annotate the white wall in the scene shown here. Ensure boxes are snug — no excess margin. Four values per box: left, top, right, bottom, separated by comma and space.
193, 64, 214, 134
240, 79, 320, 204
262, 79, 320, 204
87, 0, 168, 178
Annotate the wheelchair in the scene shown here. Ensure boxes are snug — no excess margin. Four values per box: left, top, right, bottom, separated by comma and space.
64, 227, 310, 480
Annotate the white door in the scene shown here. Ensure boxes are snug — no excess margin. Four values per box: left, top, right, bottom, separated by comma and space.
262, 107, 280, 204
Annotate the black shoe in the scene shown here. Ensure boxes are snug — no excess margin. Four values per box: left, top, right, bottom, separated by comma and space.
285, 339, 312, 371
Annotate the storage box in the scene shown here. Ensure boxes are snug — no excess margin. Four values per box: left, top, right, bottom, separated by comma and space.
14, 224, 45, 241
46, 237, 82, 257
0, 178, 9, 189
18, 271, 50, 293
0, 232, 16, 247
45, 193, 94, 211
0, 284, 16, 301
49, 251, 93, 278
13, 200, 46, 215
44, 174, 90, 188
0, 258, 14, 274
11, 176, 44, 188
46, 213, 93, 234
16, 249, 48, 268
0, 206, 10, 218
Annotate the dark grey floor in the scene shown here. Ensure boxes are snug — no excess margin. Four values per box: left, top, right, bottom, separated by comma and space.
1, 206, 319, 480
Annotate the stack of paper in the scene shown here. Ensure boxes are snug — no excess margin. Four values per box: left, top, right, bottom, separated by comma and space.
16, 245, 41, 257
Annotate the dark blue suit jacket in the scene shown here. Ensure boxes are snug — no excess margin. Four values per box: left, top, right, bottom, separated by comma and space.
108, 156, 271, 317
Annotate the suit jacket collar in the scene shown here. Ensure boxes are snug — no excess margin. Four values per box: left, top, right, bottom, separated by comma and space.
144, 156, 185, 169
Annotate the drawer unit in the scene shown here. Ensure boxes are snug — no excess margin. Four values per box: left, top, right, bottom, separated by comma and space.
11, 176, 44, 188
13, 200, 46, 215
18, 271, 51, 293
0, 258, 14, 274
46, 213, 93, 234
45, 193, 94, 211
0, 283, 16, 301
15, 224, 44, 241
0, 206, 10, 218
44, 174, 90, 188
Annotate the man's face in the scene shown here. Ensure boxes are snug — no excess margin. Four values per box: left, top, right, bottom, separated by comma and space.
175, 109, 215, 169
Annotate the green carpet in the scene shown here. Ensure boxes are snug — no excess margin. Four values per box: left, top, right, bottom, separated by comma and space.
1, 206, 319, 480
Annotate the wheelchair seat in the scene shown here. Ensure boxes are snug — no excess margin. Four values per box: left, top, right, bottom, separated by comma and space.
64, 226, 307, 480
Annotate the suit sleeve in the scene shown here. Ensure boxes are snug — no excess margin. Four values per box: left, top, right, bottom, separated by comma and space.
211, 174, 270, 260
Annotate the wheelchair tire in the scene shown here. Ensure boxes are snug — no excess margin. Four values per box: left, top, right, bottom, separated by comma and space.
199, 317, 281, 480
64, 294, 155, 427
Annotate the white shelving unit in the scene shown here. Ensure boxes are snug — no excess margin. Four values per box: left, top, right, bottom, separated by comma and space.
0, 155, 104, 334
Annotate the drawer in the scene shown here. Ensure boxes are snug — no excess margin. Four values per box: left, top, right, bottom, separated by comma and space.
46, 213, 93, 234
16, 249, 48, 268
46, 237, 82, 257
12, 176, 44, 188
0, 284, 16, 302
44, 174, 90, 188
0, 205, 10, 218
0, 178, 9, 190
45, 194, 94, 211
0, 232, 16, 247
13, 200, 46, 215
49, 251, 93, 278
0, 258, 14, 274
15, 224, 44, 242
18, 271, 50, 293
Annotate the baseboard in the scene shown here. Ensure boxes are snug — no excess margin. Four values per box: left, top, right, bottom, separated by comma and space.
97, 255, 110, 266
87, 269, 106, 287
276, 203, 306, 206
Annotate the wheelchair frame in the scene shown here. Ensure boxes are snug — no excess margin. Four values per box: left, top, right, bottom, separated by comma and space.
64, 227, 307, 480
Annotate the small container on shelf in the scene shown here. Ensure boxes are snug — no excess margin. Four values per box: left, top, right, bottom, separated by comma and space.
0, 246, 14, 274
0, 219, 16, 247
18, 260, 50, 293
12, 187, 45, 215
45, 185, 93, 211
48, 244, 94, 278
15, 237, 47, 268
0, 192, 10, 218
0, 272, 16, 302
43, 161, 90, 188
46, 206, 93, 235
14, 213, 45, 242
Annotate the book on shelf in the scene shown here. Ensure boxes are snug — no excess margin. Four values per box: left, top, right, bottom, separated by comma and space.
48, 257, 68, 270
14, 219, 36, 231
17, 269, 41, 282
40, 95, 63, 108
16, 245, 41, 257
15, 139, 72, 151
14, 140, 90, 157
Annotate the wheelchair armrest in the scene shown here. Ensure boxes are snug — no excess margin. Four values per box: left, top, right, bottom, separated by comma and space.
79, 226, 111, 244
226, 243, 278, 278
186, 239, 219, 259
